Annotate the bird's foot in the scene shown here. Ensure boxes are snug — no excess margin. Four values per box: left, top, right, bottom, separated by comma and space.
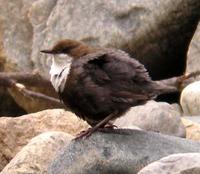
75, 112, 118, 140
75, 127, 98, 139
75, 124, 117, 140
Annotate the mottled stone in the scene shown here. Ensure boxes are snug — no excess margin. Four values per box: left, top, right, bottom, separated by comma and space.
48, 129, 200, 174
0, 0, 35, 72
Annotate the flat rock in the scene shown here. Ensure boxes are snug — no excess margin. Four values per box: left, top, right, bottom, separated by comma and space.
114, 101, 185, 137
0, 109, 89, 171
180, 81, 200, 115
48, 129, 200, 174
138, 153, 200, 174
182, 118, 200, 141
1, 131, 73, 174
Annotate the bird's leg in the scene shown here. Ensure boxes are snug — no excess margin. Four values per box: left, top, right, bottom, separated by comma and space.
75, 112, 118, 139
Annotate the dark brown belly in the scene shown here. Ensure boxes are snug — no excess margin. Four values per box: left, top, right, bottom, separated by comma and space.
59, 85, 130, 126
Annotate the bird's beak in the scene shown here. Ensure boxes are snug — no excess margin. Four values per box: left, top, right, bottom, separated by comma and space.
40, 49, 54, 54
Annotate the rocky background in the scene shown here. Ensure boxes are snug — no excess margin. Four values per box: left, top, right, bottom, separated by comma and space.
0, 0, 200, 173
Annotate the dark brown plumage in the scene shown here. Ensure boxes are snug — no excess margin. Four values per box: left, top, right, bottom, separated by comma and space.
41, 39, 177, 138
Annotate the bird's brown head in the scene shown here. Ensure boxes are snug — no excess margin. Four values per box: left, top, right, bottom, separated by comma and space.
40, 39, 95, 58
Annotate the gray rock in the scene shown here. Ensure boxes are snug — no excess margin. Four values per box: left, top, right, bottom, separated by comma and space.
31, 0, 160, 76
1, 131, 73, 174
1, 0, 199, 77
48, 129, 200, 174
114, 101, 185, 137
180, 81, 200, 116
0, 0, 165, 76
138, 153, 200, 174
0, 0, 35, 72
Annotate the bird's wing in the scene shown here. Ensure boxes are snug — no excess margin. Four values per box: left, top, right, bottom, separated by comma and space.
71, 48, 154, 104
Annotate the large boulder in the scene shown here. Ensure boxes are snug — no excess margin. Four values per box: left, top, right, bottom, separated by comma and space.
48, 129, 200, 174
114, 101, 185, 137
0, 109, 89, 171
1, 131, 73, 174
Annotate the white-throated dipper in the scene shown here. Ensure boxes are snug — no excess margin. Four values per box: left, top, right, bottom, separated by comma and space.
41, 39, 178, 138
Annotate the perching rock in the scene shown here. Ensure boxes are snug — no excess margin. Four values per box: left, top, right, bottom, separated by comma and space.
0, 109, 89, 171
1, 131, 73, 174
114, 101, 185, 137
180, 81, 200, 115
138, 153, 200, 174
48, 129, 200, 174
182, 118, 200, 141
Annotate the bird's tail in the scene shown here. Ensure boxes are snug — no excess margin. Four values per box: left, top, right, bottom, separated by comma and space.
152, 81, 178, 96
152, 71, 200, 96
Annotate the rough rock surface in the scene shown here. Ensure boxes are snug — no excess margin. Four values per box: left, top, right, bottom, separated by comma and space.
138, 153, 200, 174
48, 129, 200, 174
182, 118, 200, 141
180, 81, 200, 115
1, 131, 73, 174
114, 101, 185, 137
31, 0, 161, 75
0, 0, 199, 77
0, 0, 35, 72
0, 109, 89, 171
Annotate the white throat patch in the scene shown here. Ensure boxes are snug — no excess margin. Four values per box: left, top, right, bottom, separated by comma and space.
49, 55, 72, 93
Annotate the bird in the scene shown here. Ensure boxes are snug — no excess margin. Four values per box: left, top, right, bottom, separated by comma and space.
40, 39, 179, 138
